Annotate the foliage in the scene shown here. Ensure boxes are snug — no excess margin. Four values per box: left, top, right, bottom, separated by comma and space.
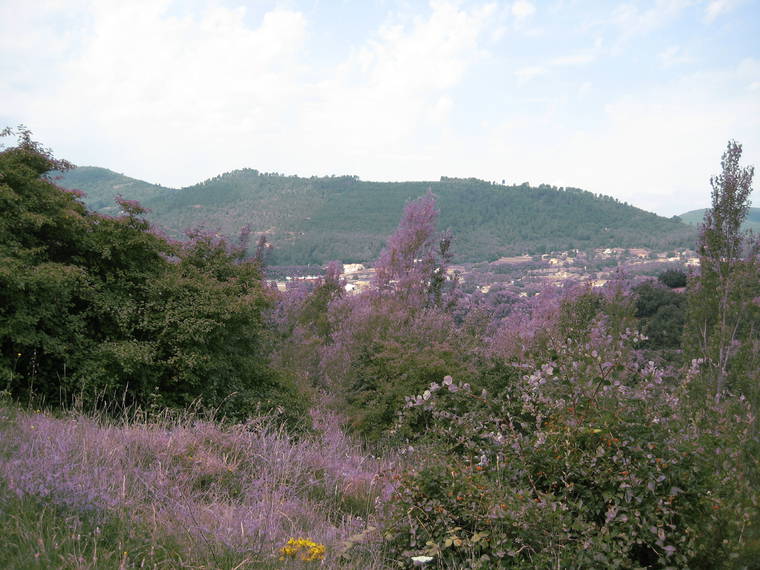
3, 130, 759, 570
314, 194, 472, 440
373, 191, 452, 308
633, 281, 686, 350
330, 303, 480, 441
56, 167, 696, 265
0, 479, 272, 569
657, 269, 687, 289
487, 280, 636, 366
385, 327, 759, 568
0, 128, 304, 423
270, 262, 345, 393
557, 289, 605, 339
684, 140, 760, 400
678, 206, 760, 233
372, 142, 759, 568
49, 165, 175, 212
296, 261, 344, 340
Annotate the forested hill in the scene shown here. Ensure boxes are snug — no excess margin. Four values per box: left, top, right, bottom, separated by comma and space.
57, 167, 696, 264
678, 207, 760, 233
57, 166, 175, 213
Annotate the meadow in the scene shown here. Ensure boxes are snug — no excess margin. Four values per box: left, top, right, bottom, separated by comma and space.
0, 405, 394, 568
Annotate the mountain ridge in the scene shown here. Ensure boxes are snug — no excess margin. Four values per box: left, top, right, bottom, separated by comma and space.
57, 166, 697, 265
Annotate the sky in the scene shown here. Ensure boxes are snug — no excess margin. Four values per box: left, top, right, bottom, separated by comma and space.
1, 0, 759, 216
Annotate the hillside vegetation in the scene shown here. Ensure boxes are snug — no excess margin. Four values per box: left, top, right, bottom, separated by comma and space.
1, 131, 305, 426
56, 166, 174, 212
679, 206, 760, 233
3, 131, 758, 568
58, 167, 695, 264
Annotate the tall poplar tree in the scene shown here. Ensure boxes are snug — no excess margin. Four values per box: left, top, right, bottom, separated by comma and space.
685, 140, 759, 400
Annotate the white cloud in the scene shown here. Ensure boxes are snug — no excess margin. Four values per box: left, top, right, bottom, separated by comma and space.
511, 1, 536, 24
2, 0, 501, 186
486, 58, 760, 215
606, 0, 692, 46
426, 95, 455, 124
577, 81, 593, 99
658, 45, 694, 67
512, 0, 535, 19
551, 52, 595, 66
0, 0, 88, 98
704, 0, 743, 21
533, 37, 602, 77
5, 1, 312, 184
514, 65, 547, 84
293, 1, 497, 175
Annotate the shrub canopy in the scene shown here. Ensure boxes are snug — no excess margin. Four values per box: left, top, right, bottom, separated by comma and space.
0, 128, 305, 424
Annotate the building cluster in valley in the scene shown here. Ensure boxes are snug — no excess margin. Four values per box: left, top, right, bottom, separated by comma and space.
270, 247, 699, 297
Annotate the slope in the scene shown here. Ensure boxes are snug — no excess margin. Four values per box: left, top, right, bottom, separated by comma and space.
55, 166, 175, 214
58, 167, 697, 264
678, 207, 760, 233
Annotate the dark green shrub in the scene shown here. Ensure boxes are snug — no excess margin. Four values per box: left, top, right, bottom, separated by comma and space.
634, 282, 686, 350
0, 128, 306, 425
336, 303, 479, 441
658, 269, 687, 289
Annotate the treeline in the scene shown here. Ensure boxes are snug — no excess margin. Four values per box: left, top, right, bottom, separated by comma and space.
58, 165, 695, 265
679, 206, 760, 232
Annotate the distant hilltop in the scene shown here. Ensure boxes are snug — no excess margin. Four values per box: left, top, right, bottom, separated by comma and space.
678, 207, 760, 233
56, 166, 696, 265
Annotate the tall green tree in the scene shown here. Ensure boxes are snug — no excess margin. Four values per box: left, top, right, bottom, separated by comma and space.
685, 140, 759, 399
0, 127, 305, 424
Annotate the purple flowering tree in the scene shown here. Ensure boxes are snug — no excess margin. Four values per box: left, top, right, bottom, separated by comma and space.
373, 190, 453, 309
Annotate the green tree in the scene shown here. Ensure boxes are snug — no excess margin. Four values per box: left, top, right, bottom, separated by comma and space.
658, 268, 687, 288
634, 281, 686, 349
685, 140, 759, 399
0, 128, 305, 424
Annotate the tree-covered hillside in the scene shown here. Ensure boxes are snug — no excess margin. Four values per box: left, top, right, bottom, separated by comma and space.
58, 167, 696, 264
679, 207, 760, 233
55, 166, 175, 213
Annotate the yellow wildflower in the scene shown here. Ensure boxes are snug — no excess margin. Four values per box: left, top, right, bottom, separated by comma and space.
279, 537, 326, 562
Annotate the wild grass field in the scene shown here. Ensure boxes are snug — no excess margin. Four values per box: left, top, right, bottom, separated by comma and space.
0, 405, 395, 569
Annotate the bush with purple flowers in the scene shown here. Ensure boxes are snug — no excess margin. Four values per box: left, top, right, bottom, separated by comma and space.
384, 324, 759, 568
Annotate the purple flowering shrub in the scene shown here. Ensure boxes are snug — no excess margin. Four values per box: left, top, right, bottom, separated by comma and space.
373, 191, 452, 309
322, 299, 482, 440
487, 280, 635, 367
384, 323, 758, 568
297, 192, 470, 440
271, 262, 346, 392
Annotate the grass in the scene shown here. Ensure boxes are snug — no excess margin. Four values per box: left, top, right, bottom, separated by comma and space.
0, 404, 396, 569
0, 485, 233, 569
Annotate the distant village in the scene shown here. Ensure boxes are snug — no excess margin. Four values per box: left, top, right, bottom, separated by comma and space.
271, 247, 698, 295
